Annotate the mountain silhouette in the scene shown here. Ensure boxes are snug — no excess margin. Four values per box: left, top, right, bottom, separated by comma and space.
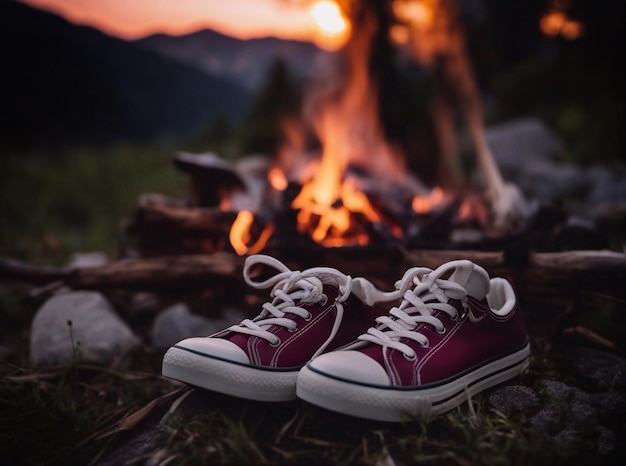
0, 0, 253, 147
135, 29, 329, 92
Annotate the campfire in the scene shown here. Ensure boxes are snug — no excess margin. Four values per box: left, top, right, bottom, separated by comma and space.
199, 0, 528, 257
61, 0, 618, 299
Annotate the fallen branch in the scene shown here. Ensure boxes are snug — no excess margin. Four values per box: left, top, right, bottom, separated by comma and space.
400, 248, 626, 303
0, 253, 245, 291
1, 249, 623, 304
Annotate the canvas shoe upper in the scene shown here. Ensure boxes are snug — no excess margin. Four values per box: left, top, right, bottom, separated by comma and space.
296, 260, 530, 421
162, 254, 397, 402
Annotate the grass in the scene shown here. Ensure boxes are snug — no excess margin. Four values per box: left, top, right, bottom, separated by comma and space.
0, 362, 602, 466
0, 142, 185, 463
0, 361, 176, 465
0, 142, 185, 264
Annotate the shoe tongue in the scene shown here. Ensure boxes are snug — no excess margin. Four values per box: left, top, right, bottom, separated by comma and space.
448, 261, 490, 300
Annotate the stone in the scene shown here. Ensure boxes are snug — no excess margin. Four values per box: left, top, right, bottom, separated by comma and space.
594, 426, 616, 457
66, 251, 108, 268
486, 385, 541, 415
486, 117, 564, 177
553, 427, 587, 454
535, 379, 574, 400
150, 303, 247, 350
575, 165, 626, 220
569, 348, 626, 394
588, 392, 626, 420
517, 159, 586, 202
30, 291, 137, 367
527, 403, 562, 434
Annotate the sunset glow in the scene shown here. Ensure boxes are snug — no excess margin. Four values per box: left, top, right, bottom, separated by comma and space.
19, 0, 320, 43
310, 1, 348, 36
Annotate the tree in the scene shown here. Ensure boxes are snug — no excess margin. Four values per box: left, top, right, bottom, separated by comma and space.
241, 58, 303, 155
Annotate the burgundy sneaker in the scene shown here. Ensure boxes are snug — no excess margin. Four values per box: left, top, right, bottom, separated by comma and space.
296, 260, 530, 422
162, 254, 394, 402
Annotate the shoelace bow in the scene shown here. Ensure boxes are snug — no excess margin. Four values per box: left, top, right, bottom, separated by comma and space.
229, 255, 353, 358
358, 266, 468, 360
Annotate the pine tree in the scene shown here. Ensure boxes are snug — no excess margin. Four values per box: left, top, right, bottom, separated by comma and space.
241, 58, 302, 155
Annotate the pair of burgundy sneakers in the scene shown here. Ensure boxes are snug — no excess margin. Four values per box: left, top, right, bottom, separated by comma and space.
162, 254, 529, 422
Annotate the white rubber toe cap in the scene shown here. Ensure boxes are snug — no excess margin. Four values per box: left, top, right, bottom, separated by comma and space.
174, 337, 250, 365
308, 351, 391, 386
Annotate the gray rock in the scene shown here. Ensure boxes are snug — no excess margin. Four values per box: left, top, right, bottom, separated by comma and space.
568, 399, 598, 426
150, 303, 247, 350
588, 392, 626, 420
66, 251, 108, 268
517, 159, 586, 202
535, 380, 598, 425
486, 118, 565, 175
575, 166, 626, 220
528, 378, 622, 458
569, 348, 626, 394
553, 427, 587, 454
485, 118, 626, 215
584, 164, 626, 202
527, 403, 562, 434
535, 379, 576, 401
487, 385, 541, 415
485, 119, 592, 202
594, 426, 616, 457
30, 291, 137, 367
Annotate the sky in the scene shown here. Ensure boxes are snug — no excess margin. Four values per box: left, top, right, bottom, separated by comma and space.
20, 0, 320, 42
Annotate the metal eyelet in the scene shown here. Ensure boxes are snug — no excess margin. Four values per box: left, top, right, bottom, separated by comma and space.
303, 311, 312, 321
269, 337, 281, 347
420, 340, 430, 348
436, 326, 446, 335
403, 352, 417, 361
319, 294, 328, 306
450, 313, 460, 322
288, 326, 298, 333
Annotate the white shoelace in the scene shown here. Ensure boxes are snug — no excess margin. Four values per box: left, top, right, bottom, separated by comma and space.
228, 255, 354, 358
358, 264, 469, 360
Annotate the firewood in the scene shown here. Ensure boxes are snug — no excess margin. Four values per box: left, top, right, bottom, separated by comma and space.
128, 201, 236, 256
1, 250, 623, 305
400, 248, 626, 304
0, 253, 244, 292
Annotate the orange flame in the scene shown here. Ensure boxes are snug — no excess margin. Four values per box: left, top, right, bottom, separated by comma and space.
457, 195, 488, 226
393, 0, 435, 30
229, 210, 275, 256
268, 166, 288, 191
292, 176, 382, 246
289, 4, 410, 247
226, 0, 491, 253
412, 187, 449, 214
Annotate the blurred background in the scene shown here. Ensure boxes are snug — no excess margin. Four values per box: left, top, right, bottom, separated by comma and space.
1, 0, 623, 263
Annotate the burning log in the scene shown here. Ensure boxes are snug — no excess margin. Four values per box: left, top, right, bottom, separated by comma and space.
128, 196, 236, 256
1, 250, 623, 306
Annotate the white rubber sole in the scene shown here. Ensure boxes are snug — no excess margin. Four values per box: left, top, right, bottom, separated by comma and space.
296, 343, 530, 422
162, 345, 299, 402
